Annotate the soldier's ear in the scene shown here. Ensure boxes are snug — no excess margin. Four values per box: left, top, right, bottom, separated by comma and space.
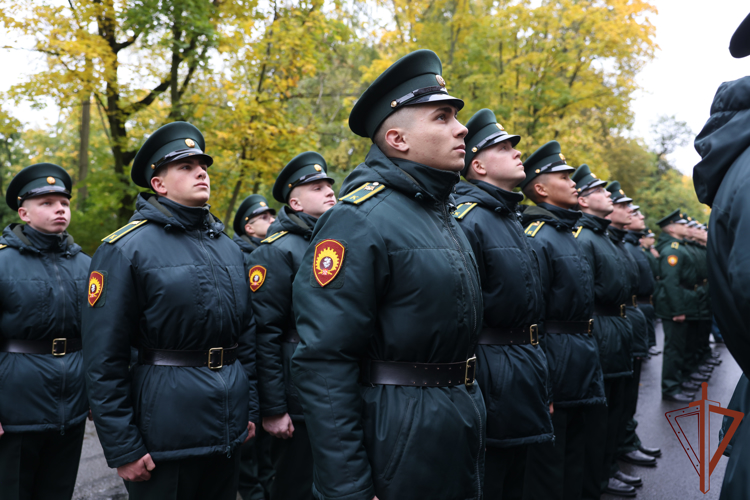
150, 172, 169, 196
17, 205, 30, 223
533, 181, 548, 200
384, 128, 409, 153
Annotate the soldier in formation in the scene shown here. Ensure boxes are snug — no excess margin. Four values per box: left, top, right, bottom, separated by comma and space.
12, 45, 737, 500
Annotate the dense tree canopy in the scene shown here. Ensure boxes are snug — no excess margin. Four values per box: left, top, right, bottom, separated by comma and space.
0, 0, 706, 254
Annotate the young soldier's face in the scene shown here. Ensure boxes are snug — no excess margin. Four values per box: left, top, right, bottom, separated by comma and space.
245, 212, 275, 239
473, 139, 525, 189
288, 180, 336, 218
18, 194, 71, 234
579, 186, 613, 217
607, 202, 633, 227
627, 210, 646, 231
151, 157, 210, 207
537, 172, 579, 209
640, 236, 654, 247
399, 104, 468, 172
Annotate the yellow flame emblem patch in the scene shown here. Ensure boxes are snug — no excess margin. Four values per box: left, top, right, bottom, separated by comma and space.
313, 239, 345, 287
88, 271, 104, 306
249, 266, 267, 292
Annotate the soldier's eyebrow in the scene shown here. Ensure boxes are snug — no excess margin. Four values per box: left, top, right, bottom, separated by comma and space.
432, 106, 458, 118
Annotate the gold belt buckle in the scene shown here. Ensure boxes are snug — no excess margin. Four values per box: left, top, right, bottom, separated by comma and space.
52, 338, 67, 356
208, 347, 224, 370
464, 356, 477, 386
620, 304, 627, 318
529, 324, 539, 346
632, 295, 637, 307
587, 319, 594, 334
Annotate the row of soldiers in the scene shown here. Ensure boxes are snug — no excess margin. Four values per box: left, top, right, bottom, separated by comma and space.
0, 48, 718, 500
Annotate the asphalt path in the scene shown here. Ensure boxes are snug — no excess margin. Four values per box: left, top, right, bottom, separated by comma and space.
72, 320, 743, 499
602, 320, 742, 500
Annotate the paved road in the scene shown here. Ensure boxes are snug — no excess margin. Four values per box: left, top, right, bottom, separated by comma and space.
73, 320, 743, 499
602, 320, 742, 499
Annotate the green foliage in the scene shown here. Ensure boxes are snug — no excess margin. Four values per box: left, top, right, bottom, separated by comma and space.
0, 0, 708, 254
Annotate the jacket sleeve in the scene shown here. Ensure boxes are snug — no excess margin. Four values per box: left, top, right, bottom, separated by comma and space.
248, 244, 293, 417
237, 307, 260, 424
291, 207, 389, 500
82, 244, 148, 468
657, 248, 697, 316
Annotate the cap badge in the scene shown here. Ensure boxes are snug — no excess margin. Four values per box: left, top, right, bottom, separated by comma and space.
314, 164, 323, 172
559, 153, 566, 161
249, 265, 267, 293
46, 177, 56, 185
591, 173, 597, 178
496, 123, 505, 131
620, 189, 624, 195
260, 201, 267, 207
185, 138, 196, 148
313, 239, 345, 287
436, 75, 446, 87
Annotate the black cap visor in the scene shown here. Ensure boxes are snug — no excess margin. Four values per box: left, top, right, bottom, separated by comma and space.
19, 186, 71, 206
579, 179, 607, 194
475, 130, 521, 151
613, 196, 633, 204
249, 206, 276, 218
401, 90, 464, 111
154, 148, 214, 173
287, 172, 335, 199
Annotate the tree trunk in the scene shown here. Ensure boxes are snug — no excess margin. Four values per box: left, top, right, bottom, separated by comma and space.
77, 95, 91, 210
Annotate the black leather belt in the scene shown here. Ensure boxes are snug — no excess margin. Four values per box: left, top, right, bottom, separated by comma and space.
636, 295, 653, 305
139, 344, 238, 370
594, 303, 627, 318
280, 329, 300, 344
477, 325, 539, 346
680, 283, 700, 291
361, 358, 476, 387
545, 320, 593, 335
0, 338, 82, 356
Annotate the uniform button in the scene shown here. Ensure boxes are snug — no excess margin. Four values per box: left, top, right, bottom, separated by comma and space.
415, 192, 424, 201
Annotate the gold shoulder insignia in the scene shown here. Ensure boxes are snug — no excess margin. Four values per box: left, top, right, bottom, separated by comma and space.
671, 242, 680, 249
261, 231, 289, 244
452, 202, 478, 220
573, 226, 583, 239
524, 221, 545, 237
0, 244, 7, 250
102, 220, 149, 244
340, 182, 386, 205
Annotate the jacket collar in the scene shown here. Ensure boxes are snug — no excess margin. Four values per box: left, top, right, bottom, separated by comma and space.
1, 223, 80, 256
133, 193, 225, 233
521, 202, 581, 231
578, 212, 612, 234
265, 206, 316, 239
455, 179, 523, 215
623, 230, 642, 246
340, 144, 459, 205
607, 225, 627, 243
232, 233, 261, 252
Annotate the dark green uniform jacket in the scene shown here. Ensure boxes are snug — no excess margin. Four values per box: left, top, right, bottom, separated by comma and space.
693, 75, 750, 500
685, 241, 710, 320
0, 224, 90, 433
521, 204, 605, 408
623, 231, 656, 301
82, 194, 259, 468
233, 233, 262, 269
575, 214, 633, 378
454, 180, 553, 448
653, 233, 700, 320
609, 227, 649, 358
248, 207, 316, 420
291, 145, 486, 500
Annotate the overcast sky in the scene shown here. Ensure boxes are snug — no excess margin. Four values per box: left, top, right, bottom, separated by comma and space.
1, 1, 749, 177
631, 0, 749, 175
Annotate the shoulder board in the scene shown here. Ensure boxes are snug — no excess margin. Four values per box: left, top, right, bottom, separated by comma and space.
671, 242, 680, 249
261, 231, 289, 244
524, 221, 545, 237
0, 244, 6, 250
340, 182, 386, 205
102, 220, 149, 244
452, 202, 478, 220
573, 226, 583, 239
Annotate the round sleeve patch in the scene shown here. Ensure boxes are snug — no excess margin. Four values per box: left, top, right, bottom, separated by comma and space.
668, 255, 678, 267
249, 266, 267, 292
88, 271, 105, 306
313, 239, 345, 287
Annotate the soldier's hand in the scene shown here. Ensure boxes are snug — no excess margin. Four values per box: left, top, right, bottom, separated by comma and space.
88, 409, 94, 421
549, 403, 554, 416
117, 453, 156, 482
263, 413, 295, 439
244, 421, 257, 443
673, 314, 686, 322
